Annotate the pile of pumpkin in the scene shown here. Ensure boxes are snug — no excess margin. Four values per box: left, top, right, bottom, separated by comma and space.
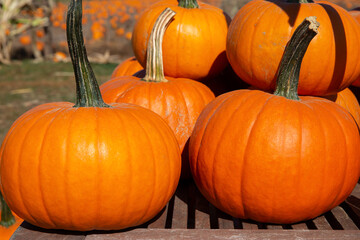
1, 0, 360, 233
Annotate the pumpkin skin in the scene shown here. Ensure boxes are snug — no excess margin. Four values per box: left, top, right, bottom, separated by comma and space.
101, 76, 214, 179
324, 88, 360, 127
110, 56, 143, 79
132, 0, 230, 80
349, 8, 360, 87
227, 0, 360, 96
101, 77, 215, 152
189, 90, 360, 224
0, 102, 181, 230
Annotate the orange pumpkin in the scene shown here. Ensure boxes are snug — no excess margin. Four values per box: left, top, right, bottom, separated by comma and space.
101, 8, 215, 178
0, 193, 22, 240
227, 0, 360, 96
324, 88, 360, 127
349, 8, 360, 87
132, 0, 230, 80
189, 17, 360, 224
110, 57, 143, 79
0, 0, 181, 231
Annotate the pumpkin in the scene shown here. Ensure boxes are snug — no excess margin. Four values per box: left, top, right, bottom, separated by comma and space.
349, 8, 360, 87
110, 56, 143, 79
132, 0, 230, 80
0, 0, 181, 231
189, 17, 360, 224
101, 8, 215, 178
0, 192, 22, 240
324, 88, 360, 127
227, 0, 360, 96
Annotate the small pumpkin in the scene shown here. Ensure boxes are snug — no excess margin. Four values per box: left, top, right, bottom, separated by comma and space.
110, 56, 143, 79
324, 88, 360, 127
0, 192, 22, 240
101, 8, 215, 178
189, 17, 360, 224
227, 0, 360, 96
349, 7, 360, 87
132, 0, 230, 80
0, 0, 181, 231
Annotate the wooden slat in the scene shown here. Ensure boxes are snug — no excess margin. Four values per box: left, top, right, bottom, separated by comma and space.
171, 195, 187, 229
331, 206, 358, 230
312, 215, 332, 230
291, 222, 310, 230
84, 229, 360, 240
342, 199, 360, 229
267, 224, 283, 229
216, 210, 234, 230
147, 206, 168, 229
242, 221, 259, 229
194, 190, 210, 229
218, 217, 233, 229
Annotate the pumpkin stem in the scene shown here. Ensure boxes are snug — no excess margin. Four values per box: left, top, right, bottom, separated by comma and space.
286, 0, 314, 3
178, 0, 199, 9
0, 192, 15, 228
274, 16, 319, 100
67, 0, 109, 108
142, 8, 176, 83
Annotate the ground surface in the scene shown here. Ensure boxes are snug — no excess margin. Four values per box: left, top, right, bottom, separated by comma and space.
0, 61, 117, 143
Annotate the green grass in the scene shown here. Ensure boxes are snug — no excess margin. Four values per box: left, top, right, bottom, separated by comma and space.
0, 60, 118, 143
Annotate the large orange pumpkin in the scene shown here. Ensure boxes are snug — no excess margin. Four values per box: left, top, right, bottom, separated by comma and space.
101, 8, 215, 178
227, 0, 360, 96
110, 56, 143, 79
0, 192, 22, 240
132, 0, 230, 80
189, 17, 360, 224
349, 8, 360, 87
0, 0, 181, 231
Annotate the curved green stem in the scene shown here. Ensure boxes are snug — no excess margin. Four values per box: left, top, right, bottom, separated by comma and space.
1, 192, 15, 228
142, 8, 176, 83
286, 0, 314, 3
178, 0, 199, 9
67, 0, 109, 108
274, 16, 319, 100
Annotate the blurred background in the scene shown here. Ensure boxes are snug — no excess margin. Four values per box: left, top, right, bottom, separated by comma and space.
1, 0, 359, 64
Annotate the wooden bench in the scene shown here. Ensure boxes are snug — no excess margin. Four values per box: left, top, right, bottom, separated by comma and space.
10, 179, 360, 239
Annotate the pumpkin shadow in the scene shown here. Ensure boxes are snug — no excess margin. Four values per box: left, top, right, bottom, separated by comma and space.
17, 207, 166, 235
320, 3, 347, 94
